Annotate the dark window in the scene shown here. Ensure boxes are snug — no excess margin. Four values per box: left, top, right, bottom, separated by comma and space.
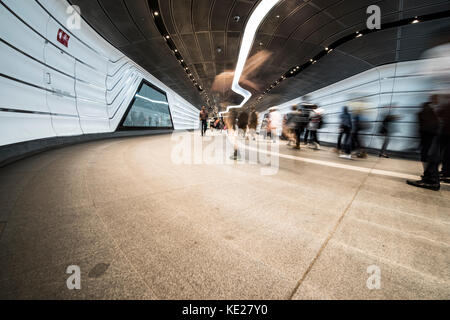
119, 81, 173, 130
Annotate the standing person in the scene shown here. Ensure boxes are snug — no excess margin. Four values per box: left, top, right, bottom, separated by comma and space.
379, 113, 397, 158
199, 106, 208, 136
338, 106, 353, 159
307, 105, 322, 150
237, 109, 249, 138
406, 99, 441, 191
248, 107, 259, 141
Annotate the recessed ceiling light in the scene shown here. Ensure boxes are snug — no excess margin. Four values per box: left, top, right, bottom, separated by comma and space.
165, 35, 170, 39
412, 17, 420, 24
174, 49, 178, 52
276, 15, 280, 18
154, 11, 159, 16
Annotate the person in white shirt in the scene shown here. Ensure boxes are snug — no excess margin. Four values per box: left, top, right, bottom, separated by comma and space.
268, 107, 281, 143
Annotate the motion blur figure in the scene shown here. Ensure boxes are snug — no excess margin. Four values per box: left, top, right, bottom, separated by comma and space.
226, 109, 240, 160
199, 106, 208, 136
407, 96, 441, 191
237, 110, 249, 137
379, 113, 398, 158
285, 105, 303, 149
338, 106, 353, 159
437, 95, 450, 182
307, 105, 322, 150
268, 107, 282, 143
248, 107, 259, 141
351, 108, 367, 158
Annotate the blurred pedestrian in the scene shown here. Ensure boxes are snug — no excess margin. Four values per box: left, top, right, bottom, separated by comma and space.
379, 113, 397, 158
237, 110, 249, 138
268, 107, 281, 143
338, 106, 353, 159
407, 98, 440, 191
307, 105, 322, 150
286, 105, 303, 149
351, 108, 367, 158
199, 106, 208, 136
437, 95, 450, 182
248, 107, 259, 141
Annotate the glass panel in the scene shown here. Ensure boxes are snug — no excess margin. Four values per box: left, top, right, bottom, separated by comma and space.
122, 82, 173, 128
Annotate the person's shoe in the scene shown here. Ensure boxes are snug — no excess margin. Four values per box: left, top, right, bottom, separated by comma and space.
406, 179, 440, 191
292, 146, 301, 150
357, 152, 367, 158
339, 154, 352, 159
440, 172, 450, 183
379, 153, 389, 158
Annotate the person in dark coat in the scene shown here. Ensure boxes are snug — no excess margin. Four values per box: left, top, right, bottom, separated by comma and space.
199, 106, 208, 136
437, 96, 450, 182
407, 97, 441, 191
286, 105, 303, 149
338, 106, 352, 159
379, 114, 398, 158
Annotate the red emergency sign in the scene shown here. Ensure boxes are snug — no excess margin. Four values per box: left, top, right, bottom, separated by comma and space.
57, 28, 70, 47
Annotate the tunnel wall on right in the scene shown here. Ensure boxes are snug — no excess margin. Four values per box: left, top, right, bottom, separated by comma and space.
273, 56, 446, 153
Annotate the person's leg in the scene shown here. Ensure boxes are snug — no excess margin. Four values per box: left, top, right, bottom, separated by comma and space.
294, 128, 301, 149
408, 134, 440, 190
311, 131, 317, 148
303, 129, 308, 144
337, 129, 343, 151
344, 127, 352, 155
380, 134, 389, 157
440, 134, 450, 177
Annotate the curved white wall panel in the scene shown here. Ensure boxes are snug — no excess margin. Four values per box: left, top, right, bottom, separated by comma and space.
271, 59, 441, 153
0, 0, 199, 147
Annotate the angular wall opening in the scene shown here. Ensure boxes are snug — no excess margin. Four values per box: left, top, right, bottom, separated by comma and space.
118, 80, 174, 131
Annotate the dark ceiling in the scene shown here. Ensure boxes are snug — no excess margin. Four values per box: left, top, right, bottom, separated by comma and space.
70, 0, 450, 111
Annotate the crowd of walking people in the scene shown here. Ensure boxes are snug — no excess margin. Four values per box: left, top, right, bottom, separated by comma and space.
199, 93, 449, 191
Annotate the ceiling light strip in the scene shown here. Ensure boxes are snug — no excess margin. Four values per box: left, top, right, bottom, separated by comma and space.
219, 0, 280, 115
147, 0, 206, 100
254, 9, 450, 108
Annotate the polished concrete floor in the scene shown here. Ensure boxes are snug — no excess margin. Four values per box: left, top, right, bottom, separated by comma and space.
0, 131, 449, 299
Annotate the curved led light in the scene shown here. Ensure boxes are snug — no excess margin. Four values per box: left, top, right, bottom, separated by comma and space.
220, 0, 280, 116
136, 94, 169, 105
